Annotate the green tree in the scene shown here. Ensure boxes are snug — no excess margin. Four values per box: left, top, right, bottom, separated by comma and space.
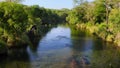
73, 0, 87, 6
0, 2, 29, 46
66, 1, 89, 24
93, 0, 106, 23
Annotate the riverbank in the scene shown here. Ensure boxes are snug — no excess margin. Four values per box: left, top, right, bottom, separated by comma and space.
0, 2, 67, 55
1, 25, 120, 68
75, 23, 120, 46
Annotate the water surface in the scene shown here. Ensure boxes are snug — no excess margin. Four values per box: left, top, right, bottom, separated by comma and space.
0, 25, 120, 68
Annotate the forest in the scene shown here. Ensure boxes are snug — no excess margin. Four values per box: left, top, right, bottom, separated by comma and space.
0, 0, 120, 60
67, 0, 120, 46
0, 1, 69, 54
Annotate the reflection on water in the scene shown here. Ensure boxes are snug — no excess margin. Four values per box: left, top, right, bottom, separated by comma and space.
0, 25, 120, 68
0, 47, 30, 68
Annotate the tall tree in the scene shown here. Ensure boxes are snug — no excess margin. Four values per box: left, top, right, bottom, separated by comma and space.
93, 0, 106, 23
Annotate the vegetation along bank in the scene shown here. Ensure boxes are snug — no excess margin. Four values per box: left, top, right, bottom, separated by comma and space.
67, 0, 120, 46
0, 0, 120, 55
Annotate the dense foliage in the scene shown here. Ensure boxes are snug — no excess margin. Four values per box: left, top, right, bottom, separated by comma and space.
0, 0, 120, 67
67, 0, 120, 46
0, 2, 68, 49
0, 2, 30, 47
0, 0, 120, 57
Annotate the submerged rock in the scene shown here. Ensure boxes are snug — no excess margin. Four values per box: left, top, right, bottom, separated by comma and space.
70, 59, 79, 68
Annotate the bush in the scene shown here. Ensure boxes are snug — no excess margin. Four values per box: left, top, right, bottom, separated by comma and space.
0, 2, 37, 46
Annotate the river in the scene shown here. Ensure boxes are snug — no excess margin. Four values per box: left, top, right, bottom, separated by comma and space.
0, 25, 120, 68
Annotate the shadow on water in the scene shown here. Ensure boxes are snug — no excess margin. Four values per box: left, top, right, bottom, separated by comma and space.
28, 25, 56, 52
0, 25, 54, 68
0, 47, 30, 68
69, 26, 120, 68
91, 39, 120, 68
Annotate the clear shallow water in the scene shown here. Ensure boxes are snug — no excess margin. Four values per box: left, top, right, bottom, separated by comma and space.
0, 25, 120, 68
